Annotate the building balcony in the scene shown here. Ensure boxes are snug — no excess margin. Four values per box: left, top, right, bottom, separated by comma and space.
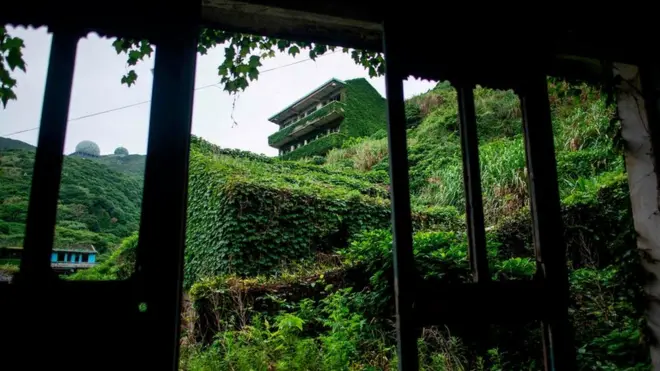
51, 262, 97, 269
268, 101, 345, 148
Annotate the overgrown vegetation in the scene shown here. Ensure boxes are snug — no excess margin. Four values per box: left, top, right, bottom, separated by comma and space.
178, 80, 647, 370
0, 74, 646, 369
185, 137, 457, 286
0, 148, 143, 252
279, 78, 387, 160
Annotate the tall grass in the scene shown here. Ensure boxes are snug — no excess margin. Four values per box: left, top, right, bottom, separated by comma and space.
326, 137, 391, 172
327, 80, 619, 222
413, 136, 527, 221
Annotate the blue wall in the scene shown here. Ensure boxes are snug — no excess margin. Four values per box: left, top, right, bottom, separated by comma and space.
52, 252, 97, 264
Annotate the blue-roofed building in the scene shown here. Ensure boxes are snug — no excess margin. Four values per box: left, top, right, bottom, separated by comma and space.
50, 245, 98, 273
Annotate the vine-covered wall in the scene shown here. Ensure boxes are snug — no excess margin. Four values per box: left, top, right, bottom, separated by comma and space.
278, 78, 387, 160
268, 101, 345, 147
339, 78, 388, 138
281, 133, 346, 160
184, 139, 453, 287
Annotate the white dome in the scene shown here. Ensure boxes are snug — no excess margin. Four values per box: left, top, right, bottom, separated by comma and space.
75, 141, 100, 157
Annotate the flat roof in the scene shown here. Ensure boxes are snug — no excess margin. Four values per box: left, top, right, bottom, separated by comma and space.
1, 245, 97, 253
268, 78, 346, 123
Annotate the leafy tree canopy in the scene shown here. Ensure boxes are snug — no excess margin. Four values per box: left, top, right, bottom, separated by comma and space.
112, 30, 384, 92
0, 26, 383, 107
0, 27, 26, 107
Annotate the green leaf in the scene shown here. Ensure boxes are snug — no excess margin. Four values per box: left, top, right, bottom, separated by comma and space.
120, 70, 138, 87
6, 48, 26, 72
2, 37, 24, 51
112, 39, 125, 54
248, 55, 261, 69
127, 50, 143, 66
288, 46, 300, 57
139, 41, 153, 56
276, 40, 288, 51
0, 86, 17, 108
224, 46, 235, 60
236, 64, 250, 74
247, 69, 259, 81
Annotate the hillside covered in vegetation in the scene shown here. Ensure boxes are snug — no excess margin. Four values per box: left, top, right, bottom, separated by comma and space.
270, 78, 388, 161
68, 80, 645, 369
0, 78, 646, 369
0, 148, 144, 253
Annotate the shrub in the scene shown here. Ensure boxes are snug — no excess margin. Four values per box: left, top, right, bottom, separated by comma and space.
185, 142, 451, 286
311, 156, 326, 165
69, 233, 137, 281
405, 103, 423, 129
281, 134, 347, 161
352, 138, 388, 171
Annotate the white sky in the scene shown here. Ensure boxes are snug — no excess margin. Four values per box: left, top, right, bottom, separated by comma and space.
0, 26, 436, 156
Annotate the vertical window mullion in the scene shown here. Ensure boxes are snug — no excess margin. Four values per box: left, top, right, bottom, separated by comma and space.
383, 20, 419, 371
519, 74, 576, 371
20, 29, 80, 281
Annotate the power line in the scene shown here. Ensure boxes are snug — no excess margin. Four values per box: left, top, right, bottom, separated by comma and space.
1, 52, 334, 137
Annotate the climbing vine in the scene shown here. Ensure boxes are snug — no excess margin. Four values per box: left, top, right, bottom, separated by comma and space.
112, 30, 384, 93
184, 138, 456, 286
0, 27, 26, 107
268, 101, 346, 146
276, 78, 388, 160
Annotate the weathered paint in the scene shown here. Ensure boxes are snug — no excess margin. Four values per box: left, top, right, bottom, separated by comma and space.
51, 253, 57, 262
78, 254, 82, 263
64, 253, 68, 262
616, 63, 660, 367
88, 254, 96, 263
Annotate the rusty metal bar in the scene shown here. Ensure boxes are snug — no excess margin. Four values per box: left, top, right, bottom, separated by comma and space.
382, 20, 419, 371
457, 84, 490, 282
134, 30, 198, 369
19, 30, 79, 282
519, 75, 576, 371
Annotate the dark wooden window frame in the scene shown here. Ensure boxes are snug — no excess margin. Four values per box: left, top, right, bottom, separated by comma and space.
0, 4, 617, 371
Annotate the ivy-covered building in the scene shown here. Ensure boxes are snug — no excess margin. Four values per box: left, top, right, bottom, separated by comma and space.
267, 77, 387, 160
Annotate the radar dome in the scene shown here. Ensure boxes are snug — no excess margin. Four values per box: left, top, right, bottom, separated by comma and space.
114, 146, 129, 156
74, 140, 100, 157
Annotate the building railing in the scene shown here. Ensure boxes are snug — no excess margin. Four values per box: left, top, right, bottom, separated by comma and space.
51, 262, 97, 269
268, 101, 345, 147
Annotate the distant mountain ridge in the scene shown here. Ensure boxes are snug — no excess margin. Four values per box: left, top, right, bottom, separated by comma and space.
0, 137, 146, 177
0, 137, 36, 151
0, 147, 143, 252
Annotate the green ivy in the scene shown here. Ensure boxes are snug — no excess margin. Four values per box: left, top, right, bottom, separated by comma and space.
184, 138, 456, 286
268, 101, 346, 146
338, 78, 388, 138
0, 27, 26, 107
273, 78, 387, 160
281, 133, 347, 161
0, 148, 142, 252
69, 233, 138, 281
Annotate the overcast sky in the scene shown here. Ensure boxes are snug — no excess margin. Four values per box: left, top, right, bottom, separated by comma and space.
0, 26, 436, 156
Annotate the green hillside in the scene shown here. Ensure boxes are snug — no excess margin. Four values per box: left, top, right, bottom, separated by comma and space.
324, 80, 620, 220
0, 148, 143, 252
0, 137, 35, 151
1, 79, 647, 369
74, 81, 647, 369
94, 154, 146, 176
